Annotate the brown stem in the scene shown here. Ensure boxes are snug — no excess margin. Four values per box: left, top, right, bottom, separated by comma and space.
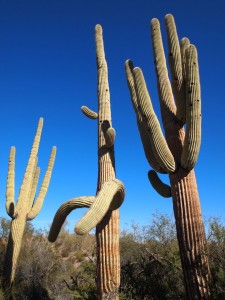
170, 168, 211, 299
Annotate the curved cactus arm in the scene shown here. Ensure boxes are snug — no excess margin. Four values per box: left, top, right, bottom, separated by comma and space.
133, 67, 176, 173
165, 14, 186, 123
81, 105, 98, 119
6, 147, 16, 218
17, 118, 43, 207
181, 45, 201, 170
125, 60, 166, 173
48, 196, 95, 242
125, 59, 141, 117
27, 146, 56, 221
148, 170, 171, 198
151, 18, 176, 119
105, 127, 116, 147
28, 167, 40, 209
75, 179, 125, 235
138, 121, 166, 174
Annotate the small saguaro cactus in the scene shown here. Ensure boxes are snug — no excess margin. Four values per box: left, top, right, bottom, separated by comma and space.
125, 14, 210, 299
48, 25, 125, 300
3, 118, 56, 287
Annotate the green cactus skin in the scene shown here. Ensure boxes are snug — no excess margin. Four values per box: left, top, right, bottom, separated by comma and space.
3, 118, 56, 288
125, 14, 210, 300
48, 24, 125, 300
148, 170, 171, 198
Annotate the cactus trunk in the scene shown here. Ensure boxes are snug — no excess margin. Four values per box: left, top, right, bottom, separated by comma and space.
3, 215, 26, 287
95, 24, 120, 300
170, 168, 210, 299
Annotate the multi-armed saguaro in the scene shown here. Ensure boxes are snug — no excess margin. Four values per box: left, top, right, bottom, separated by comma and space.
48, 25, 125, 300
3, 118, 56, 287
125, 14, 211, 299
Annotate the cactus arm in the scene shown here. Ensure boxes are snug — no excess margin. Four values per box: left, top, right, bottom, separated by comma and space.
28, 167, 40, 208
181, 45, 201, 170
48, 196, 95, 242
138, 121, 167, 174
148, 170, 171, 198
165, 14, 186, 123
151, 18, 176, 121
105, 127, 116, 147
180, 38, 190, 83
6, 147, 16, 218
81, 105, 98, 119
75, 179, 125, 235
125, 59, 141, 117
133, 67, 176, 173
125, 60, 166, 173
17, 118, 43, 207
27, 146, 56, 221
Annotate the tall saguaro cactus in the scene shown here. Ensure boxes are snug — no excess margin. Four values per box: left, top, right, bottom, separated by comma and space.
48, 25, 125, 300
3, 118, 56, 287
125, 14, 211, 299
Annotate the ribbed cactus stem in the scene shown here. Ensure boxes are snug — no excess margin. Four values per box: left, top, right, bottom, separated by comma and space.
181, 45, 201, 170
125, 14, 210, 299
81, 105, 98, 119
3, 118, 56, 287
148, 170, 171, 198
133, 67, 176, 173
105, 127, 116, 148
165, 14, 186, 123
48, 196, 95, 242
76, 179, 125, 235
6, 147, 16, 218
27, 146, 57, 220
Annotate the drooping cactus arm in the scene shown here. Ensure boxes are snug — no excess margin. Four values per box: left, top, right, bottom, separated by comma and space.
27, 146, 56, 220
133, 67, 176, 173
6, 147, 16, 218
17, 118, 43, 206
181, 45, 201, 170
75, 179, 125, 235
48, 196, 95, 242
165, 14, 186, 123
151, 18, 176, 122
81, 105, 98, 119
148, 170, 171, 198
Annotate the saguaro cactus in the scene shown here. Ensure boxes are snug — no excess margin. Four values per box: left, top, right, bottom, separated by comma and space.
3, 118, 56, 287
125, 14, 211, 299
48, 25, 125, 300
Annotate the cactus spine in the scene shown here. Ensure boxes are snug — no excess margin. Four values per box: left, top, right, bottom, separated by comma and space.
48, 25, 125, 300
125, 14, 210, 299
3, 118, 56, 287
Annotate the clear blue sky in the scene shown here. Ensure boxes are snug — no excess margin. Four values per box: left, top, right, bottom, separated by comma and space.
0, 0, 225, 232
